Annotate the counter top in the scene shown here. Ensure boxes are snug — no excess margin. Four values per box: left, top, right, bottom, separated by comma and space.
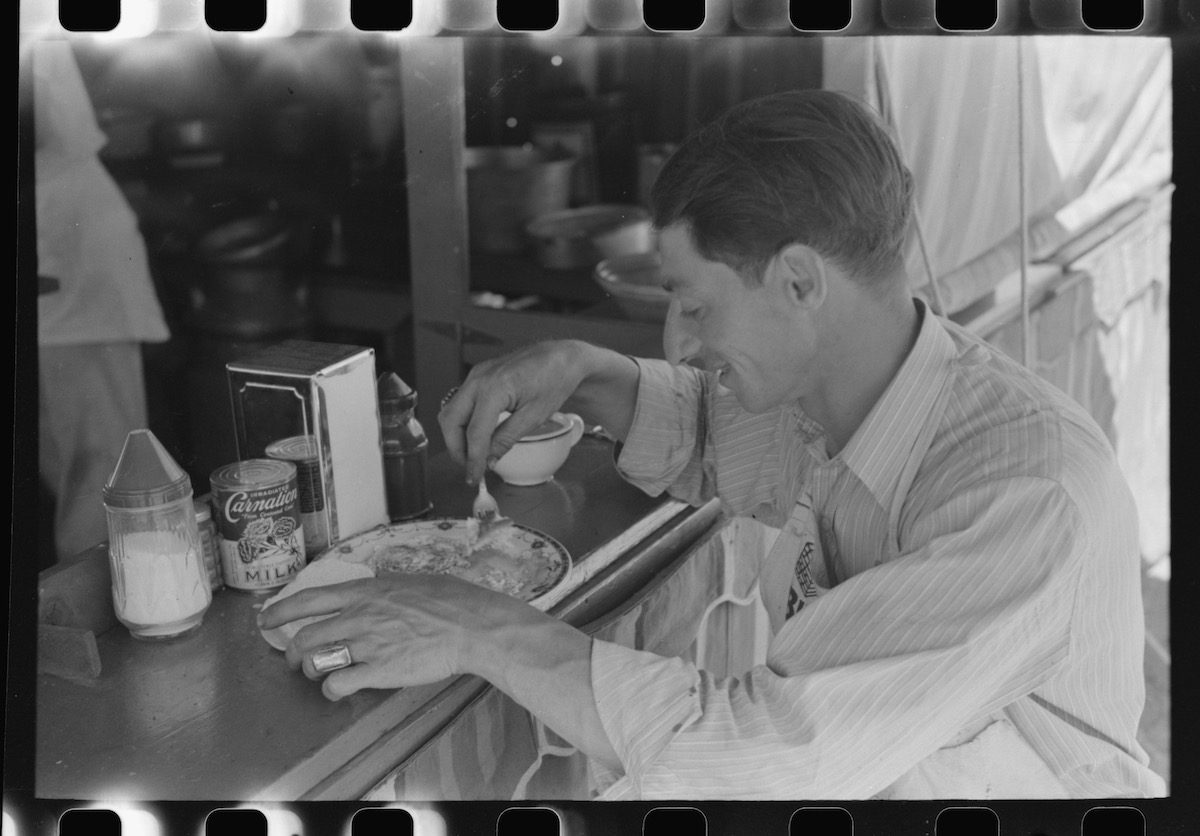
36, 437, 720, 801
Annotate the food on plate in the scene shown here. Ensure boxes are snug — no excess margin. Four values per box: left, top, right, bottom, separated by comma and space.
365, 523, 558, 599
259, 519, 569, 650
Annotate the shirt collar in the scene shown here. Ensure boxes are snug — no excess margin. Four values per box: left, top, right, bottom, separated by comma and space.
832, 298, 958, 508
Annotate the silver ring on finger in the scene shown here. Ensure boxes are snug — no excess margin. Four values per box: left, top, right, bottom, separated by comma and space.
439, 385, 460, 411
311, 643, 353, 674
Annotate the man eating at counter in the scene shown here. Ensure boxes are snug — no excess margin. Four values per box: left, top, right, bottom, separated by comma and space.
259, 90, 1165, 799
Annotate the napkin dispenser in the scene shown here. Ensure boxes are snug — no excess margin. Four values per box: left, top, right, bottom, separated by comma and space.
226, 340, 389, 549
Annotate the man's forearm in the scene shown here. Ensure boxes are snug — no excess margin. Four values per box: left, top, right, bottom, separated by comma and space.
460, 606, 623, 771
562, 342, 641, 443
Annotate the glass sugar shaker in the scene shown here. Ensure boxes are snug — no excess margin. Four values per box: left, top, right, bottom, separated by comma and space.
102, 429, 212, 640
378, 372, 433, 521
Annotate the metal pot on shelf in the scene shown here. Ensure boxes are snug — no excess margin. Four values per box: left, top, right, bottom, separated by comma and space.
464, 146, 576, 255
532, 89, 640, 205
184, 214, 312, 493
194, 214, 297, 316
187, 213, 310, 485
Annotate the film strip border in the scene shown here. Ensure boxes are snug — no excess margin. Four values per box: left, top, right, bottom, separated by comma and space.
22, 0, 1200, 36
11, 4, 1191, 836
16, 801, 1158, 835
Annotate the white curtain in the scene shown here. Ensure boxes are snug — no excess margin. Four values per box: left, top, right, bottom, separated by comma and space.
825, 36, 1172, 313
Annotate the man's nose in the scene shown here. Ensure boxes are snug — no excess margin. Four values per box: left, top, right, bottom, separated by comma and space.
663, 299, 704, 367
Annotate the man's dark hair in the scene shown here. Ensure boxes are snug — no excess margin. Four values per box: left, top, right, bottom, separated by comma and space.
650, 89, 914, 286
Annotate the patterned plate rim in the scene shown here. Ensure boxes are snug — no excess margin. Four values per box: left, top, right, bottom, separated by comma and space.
327, 518, 572, 605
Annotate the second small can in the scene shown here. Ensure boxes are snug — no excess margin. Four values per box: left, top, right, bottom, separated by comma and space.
209, 459, 307, 591
265, 434, 330, 555
194, 497, 225, 591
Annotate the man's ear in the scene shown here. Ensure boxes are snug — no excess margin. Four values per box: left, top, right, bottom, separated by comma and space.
773, 244, 827, 311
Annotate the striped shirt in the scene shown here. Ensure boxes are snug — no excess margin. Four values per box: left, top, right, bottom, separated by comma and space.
591, 299, 1165, 799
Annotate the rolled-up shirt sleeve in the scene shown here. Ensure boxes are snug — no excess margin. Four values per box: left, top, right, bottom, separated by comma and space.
617, 358, 790, 519
590, 477, 1086, 799
615, 358, 710, 502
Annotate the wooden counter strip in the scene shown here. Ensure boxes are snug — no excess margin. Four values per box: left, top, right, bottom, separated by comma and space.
36, 437, 709, 800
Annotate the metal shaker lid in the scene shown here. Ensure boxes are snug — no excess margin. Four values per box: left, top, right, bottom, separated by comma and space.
103, 429, 193, 508
265, 434, 320, 462
377, 372, 417, 411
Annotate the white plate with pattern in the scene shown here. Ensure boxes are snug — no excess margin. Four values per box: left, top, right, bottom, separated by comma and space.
260, 518, 570, 650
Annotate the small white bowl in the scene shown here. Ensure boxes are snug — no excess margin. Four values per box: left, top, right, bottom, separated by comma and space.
493, 412, 586, 486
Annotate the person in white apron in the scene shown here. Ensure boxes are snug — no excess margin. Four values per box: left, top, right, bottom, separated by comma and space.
33, 41, 170, 562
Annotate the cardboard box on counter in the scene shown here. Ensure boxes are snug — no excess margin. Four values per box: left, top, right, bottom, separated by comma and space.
226, 340, 388, 552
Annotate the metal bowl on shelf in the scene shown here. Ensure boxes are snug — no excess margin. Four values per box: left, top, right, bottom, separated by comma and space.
525, 205, 654, 270
195, 214, 296, 309
197, 215, 290, 266
593, 252, 671, 322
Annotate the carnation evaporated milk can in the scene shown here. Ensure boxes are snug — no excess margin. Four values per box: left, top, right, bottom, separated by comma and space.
209, 459, 307, 591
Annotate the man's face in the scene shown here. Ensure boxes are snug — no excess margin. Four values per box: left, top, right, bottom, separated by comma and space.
658, 224, 814, 413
